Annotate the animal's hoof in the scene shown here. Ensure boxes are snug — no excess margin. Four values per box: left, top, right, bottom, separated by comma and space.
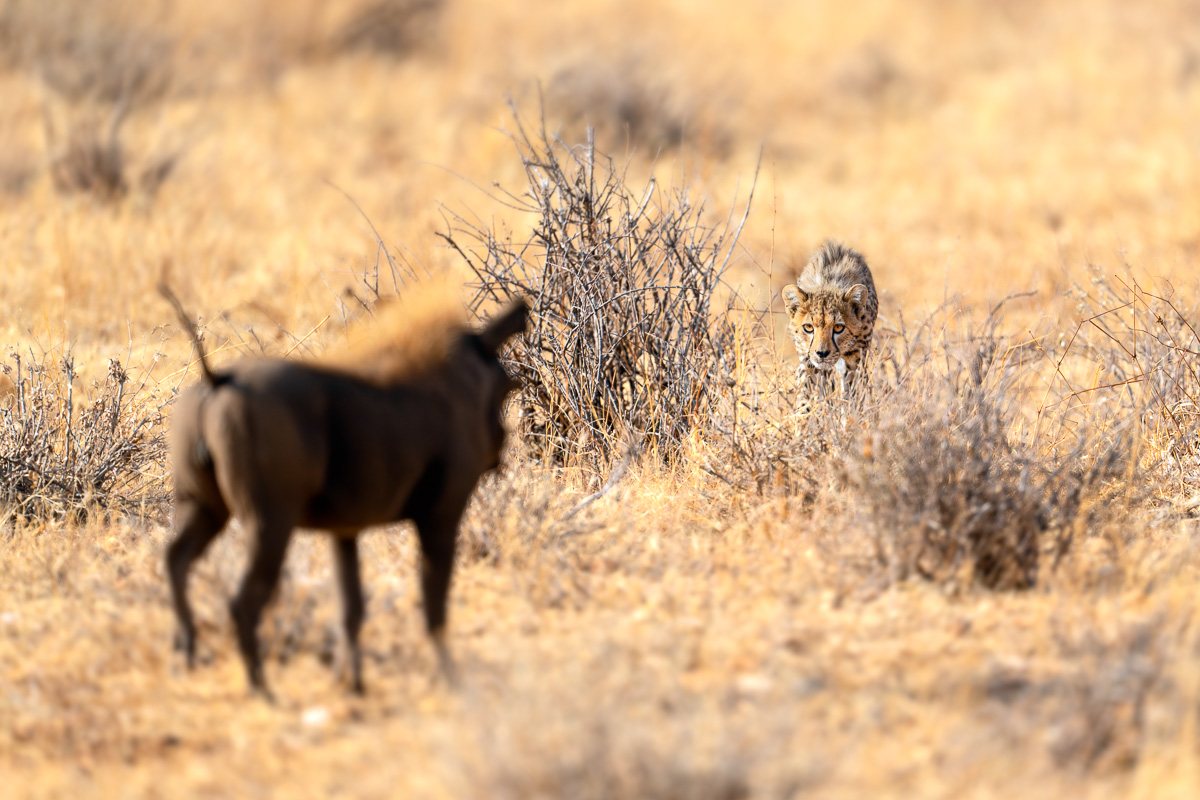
342, 661, 366, 696
438, 657, 459, 690
336, 649, 365, 695
246, 665, 275, 703
173, 630, 197, 668
432, 633, 459, 689
250, 683, 276, 704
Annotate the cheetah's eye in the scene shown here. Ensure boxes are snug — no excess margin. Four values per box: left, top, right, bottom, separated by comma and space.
802, 324, 814, 334
833, 324, 845, 334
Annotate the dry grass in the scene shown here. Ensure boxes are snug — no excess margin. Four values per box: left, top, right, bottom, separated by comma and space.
4, 0, 1200, 797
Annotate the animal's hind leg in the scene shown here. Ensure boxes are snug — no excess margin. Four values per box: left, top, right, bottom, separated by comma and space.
333, 536, 366, 695
167, 498, 228, 668
230, 515, 293, 699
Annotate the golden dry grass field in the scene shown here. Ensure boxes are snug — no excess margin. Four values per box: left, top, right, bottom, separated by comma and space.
4, 0, 1200, 797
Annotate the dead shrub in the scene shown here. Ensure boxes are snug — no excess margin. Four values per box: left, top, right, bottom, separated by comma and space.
0, 348, 169, 523
48, 106, 127, 199
326, 0, 443, 58
0, 0, 172, 105
45, 101, 180, 202
0, 1, 181, 201
850, 377, 1044, 590
698, 286, 1143, 591
545, 58, 729, 155
821, 43, 942, 122
1061, 267, 1200, 496
840, 305, 1138, 592
1042, 615, 1164, 772
486, 751, 749, 800
442, 105, 756, 471
828, 45, 905, 103
38, 23, 172, 107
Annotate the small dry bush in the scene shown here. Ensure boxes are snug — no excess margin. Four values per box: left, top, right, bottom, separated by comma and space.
1063, 267, 1200, 495
0, 348, 169, 523
44, 101, 180, 202
0, 1, 181, 201
1040, 614, 1167, 772
325, 0, 444, 58
0, 0, 172, 104
37, 21, 171, 107
47, 106, 128, 199
843, 289, 1162, 591
845, 371, 1134, 592
544, 58, 730, 156
442, 106, 755, 471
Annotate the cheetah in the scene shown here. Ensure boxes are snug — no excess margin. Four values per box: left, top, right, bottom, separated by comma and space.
781, 241, 878, 403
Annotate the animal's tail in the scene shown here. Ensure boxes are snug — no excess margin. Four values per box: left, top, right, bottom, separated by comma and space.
159, 282, 221, 387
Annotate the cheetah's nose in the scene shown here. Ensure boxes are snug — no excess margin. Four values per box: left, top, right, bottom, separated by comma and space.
816, 350, 830, 359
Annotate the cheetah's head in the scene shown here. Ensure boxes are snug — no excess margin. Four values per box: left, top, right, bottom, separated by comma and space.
781, 283, 872, 371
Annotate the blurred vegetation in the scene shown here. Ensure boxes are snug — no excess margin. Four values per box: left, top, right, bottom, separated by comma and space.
2, 1, 1200, 798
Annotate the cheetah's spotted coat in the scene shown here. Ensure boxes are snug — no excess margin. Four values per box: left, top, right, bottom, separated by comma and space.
782, 241, 878, 406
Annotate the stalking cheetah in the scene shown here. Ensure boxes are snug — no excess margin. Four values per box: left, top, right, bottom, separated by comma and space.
781, 241, 878, 402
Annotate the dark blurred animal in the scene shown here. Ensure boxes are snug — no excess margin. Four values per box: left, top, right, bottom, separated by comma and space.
161, 284, 526, 698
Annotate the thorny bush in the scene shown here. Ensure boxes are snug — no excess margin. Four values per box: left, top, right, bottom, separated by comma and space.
0, 349, 169, 522
442, 106, 756, 471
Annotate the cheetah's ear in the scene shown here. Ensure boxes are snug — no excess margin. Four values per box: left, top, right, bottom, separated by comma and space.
844, 284, 870, 318
782, 285, 808, 316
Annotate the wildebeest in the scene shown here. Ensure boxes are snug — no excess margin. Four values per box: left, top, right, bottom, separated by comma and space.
161, 284, 526, 698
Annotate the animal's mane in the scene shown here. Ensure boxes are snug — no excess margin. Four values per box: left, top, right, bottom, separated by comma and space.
322, 280, 468, 385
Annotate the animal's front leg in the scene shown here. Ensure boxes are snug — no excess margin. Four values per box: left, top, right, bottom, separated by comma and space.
836, 358, 849, 396
795, 364, 817, 416
840, 350, 867, 400
333, 535, 366, 695
415, 509, 462, 687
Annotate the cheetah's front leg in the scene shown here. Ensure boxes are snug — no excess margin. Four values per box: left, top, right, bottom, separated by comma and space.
795, 364, 817, 416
